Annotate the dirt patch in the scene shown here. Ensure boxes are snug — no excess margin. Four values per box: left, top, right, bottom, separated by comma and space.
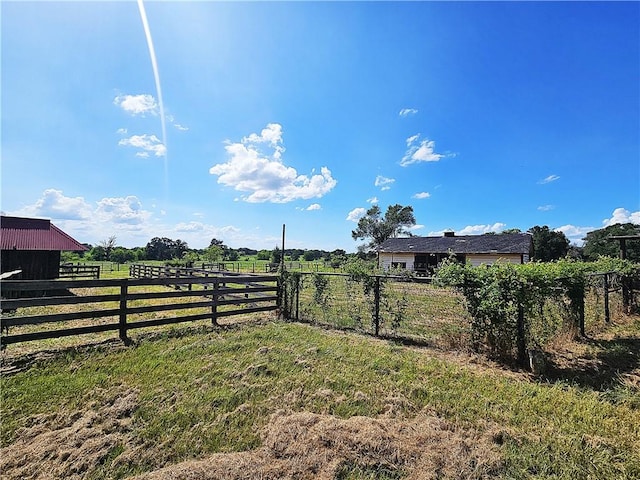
133, 411, 505, 480
0, 388, 139, 480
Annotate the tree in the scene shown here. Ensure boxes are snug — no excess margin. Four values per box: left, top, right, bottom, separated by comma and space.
330, 249, 347, 268
110, 247, 135, 264
352, 204, 416, 251
145, 237, 189, 261
99, 235, 117, 261
209, 238, 225, 248
271, 246, 282, 265
88, 245, 107, 261
528, 225, 569, 262
256, 250, 271, 261
583, 223, 640, 262
173, 239, 189, 259
203, 244, 223, 262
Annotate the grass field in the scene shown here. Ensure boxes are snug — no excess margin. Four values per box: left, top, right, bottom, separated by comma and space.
1, 271, 639, 479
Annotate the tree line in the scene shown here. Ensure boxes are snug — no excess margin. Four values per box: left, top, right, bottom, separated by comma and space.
63, 203, 639, 266
65, 236, 350, 267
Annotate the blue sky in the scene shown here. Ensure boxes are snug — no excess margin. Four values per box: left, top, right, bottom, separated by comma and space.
2, 1, 639, 251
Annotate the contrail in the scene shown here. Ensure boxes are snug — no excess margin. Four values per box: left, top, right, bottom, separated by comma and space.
137, 0, 168, 200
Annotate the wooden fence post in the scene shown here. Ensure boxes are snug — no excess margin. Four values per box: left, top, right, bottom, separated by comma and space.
373, 276, 381, 336
622, 276, 631, 313
211, 280, 219, 326
578, 292, 586, 337
603, 273, 610, 323
119, 280, 130, 345
516, 300, 526, 367
295, 275, 300, 321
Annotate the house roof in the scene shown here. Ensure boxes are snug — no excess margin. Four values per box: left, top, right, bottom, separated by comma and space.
379, 233, 533, 255
0, 216, 88, 252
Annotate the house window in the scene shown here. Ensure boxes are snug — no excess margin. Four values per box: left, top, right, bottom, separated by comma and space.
391, 262, 407, 269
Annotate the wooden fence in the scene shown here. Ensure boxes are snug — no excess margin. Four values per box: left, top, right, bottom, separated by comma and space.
59, 264, 100, 280
0, 274, 278, 347
129, 263, 240, 281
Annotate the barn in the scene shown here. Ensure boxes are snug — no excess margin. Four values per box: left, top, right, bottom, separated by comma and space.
0, 215, 88, 280
378, 232, 533, 274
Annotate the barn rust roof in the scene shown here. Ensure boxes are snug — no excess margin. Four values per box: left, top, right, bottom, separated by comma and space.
0, 216, 88, 251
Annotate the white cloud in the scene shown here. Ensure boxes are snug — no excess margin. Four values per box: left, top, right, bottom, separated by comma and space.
114, 94, 159, 116
408, 224, 424, 231
116, 128, 128, 135
243, 123, 283, 146
537, 205, 555, 211
209, 123, 337, 203
175, 221, 206, 232
346, 207, 367, 222
9, 190, 158, 247
96, 196, 150, 225
603, 207, 640, 226
367, 197, 378, 204
119, 134, 166, 157
374, 175, 395, 190
405, 134, 420, 146
538, 174, 560, 184
306, 203, 321, 211
555, 225, 593, 246
399, 108, 418, 117
413, 192, 431, 199
401, 134, 448, 166
458, 223, 507, 235
166, 113, 189, 131
13, 189, 93, 220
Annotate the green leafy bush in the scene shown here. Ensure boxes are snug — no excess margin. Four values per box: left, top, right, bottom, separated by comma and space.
435, 258, 639, 364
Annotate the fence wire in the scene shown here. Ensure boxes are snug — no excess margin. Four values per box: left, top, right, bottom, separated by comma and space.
284, 272, 635, 350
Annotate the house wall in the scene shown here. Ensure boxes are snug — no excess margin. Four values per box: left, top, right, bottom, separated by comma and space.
379, 253, 415, 271
380, 252, 528, 270
1, 250, 61, 280
466, 254, 525, 266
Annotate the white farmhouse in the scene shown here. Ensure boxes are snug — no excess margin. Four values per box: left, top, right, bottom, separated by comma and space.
378, 232, 533, 274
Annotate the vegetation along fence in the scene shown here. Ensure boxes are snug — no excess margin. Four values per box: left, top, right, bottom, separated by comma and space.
0, 274, 278, 347
279, 260, 638, 367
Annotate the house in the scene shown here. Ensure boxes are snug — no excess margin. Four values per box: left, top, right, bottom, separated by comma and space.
378, 232, 533, 273
0, 215, 88, 280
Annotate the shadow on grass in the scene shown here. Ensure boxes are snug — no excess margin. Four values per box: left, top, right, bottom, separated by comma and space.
543, 335, 640, 392
0, 318, 272, 377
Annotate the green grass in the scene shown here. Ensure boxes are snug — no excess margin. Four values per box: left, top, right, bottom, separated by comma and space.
2, 321, 639, 479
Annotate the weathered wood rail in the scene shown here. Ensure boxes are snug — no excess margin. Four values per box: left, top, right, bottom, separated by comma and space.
0, 275, 278, 347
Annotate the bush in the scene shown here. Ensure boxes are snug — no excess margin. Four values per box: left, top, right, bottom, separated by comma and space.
435, 258, 640, 365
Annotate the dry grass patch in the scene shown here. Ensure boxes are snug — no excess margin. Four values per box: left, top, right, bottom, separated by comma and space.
0, 387, 140, 480
133, 411, 504, 480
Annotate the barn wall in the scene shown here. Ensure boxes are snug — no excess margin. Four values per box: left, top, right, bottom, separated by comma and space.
1, 250, 61, 279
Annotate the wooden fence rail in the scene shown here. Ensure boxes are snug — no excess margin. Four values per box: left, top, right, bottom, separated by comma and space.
59, 264, 100, 280
1, 275, 278, 347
